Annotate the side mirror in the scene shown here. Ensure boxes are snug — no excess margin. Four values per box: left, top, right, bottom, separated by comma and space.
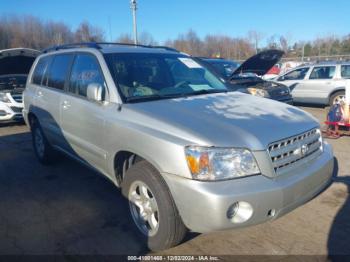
278, 76, 285, 81
87, 83, 103, 102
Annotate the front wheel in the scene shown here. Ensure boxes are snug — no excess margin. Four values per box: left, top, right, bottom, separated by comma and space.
122, 161, 187, 251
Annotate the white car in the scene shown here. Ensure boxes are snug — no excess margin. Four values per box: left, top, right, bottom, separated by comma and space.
0, 48, 40, 123
276, 62, 349, 105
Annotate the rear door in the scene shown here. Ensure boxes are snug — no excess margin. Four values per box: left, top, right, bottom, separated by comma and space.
60, 53, 109, 170
33, 54, 74, 145
302, 65, 337, 103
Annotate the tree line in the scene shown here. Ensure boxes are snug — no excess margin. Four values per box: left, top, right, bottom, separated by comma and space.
0, 15, 104, 50
1, 15, 350, 60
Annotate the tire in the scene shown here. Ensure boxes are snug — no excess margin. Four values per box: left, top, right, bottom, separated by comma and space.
121, 161, 187, 251
330, 91, 345, 105
31, 118, 56, 165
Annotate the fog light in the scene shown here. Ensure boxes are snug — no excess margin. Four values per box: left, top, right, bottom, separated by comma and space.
227, 201, 253, 224
0, 110, 7, 117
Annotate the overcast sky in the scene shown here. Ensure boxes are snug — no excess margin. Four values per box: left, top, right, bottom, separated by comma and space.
1, 0, 349, 44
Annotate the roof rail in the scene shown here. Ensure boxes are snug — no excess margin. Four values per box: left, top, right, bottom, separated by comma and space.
150, 45, 179, 52
42, 42, 101, 53
95, 42, 180, 52
42, 42, 180, 53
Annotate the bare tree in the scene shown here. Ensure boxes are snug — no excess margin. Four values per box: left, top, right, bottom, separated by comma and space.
248, 30, 265, 54
74, 21, 104, 42
138, 32, 158, 45
116, 33, 134, 44
267, 34, 278, 49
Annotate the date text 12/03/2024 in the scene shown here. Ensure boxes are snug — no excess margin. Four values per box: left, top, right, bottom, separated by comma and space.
127, 255, 220, 261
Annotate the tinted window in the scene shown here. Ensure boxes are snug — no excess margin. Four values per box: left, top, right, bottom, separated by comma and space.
341, 65, 350, 78
47, 54, 73, 90
32, 56, 51, 85
283, 67, 309, 80
69, 54, 105, 97
309, 66, 335, 79
205, 60, 240, 78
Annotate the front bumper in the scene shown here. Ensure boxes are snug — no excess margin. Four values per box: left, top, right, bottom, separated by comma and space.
162, 143, 334, 233
0, 102, 23, 122
270, 95, 293, 104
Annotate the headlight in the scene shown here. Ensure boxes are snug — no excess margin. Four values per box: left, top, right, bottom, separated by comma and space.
316, 128, 323, 152
0, 92, 11, 103
185, 146, 260, 181
247, 88, 270, 98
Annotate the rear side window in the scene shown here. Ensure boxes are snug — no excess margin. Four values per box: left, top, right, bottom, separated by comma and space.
309, 66, 335, 79
341, 65, 350, 78
32, 56, 51, 85
47, 54, 73, 90
68, 54, 105, 97
282, 67, 309, 80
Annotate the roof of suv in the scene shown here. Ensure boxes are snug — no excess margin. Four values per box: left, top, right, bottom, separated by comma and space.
298, 61, 350, 67
42, 42, 181, 55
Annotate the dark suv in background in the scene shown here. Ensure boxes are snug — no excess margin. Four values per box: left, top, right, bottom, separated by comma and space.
198, 50, 293, 104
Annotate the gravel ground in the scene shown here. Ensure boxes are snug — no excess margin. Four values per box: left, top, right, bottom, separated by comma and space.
0, 106, 349, 259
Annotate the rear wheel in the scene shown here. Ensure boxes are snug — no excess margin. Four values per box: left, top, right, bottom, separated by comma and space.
31, 119, 56, 165
330, 91, 346, 105
122, 161, 187, 251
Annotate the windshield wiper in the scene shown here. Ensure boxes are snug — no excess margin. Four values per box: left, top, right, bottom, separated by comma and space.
125, 93, 186, 103
125, 89, 229, 103
185, 89, 228, 96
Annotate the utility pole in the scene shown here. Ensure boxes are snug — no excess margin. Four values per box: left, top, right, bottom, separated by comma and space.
130, 0, 138, 45
301, 43, 305, 62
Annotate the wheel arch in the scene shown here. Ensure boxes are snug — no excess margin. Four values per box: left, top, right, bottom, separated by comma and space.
27, 111, 38, 129
113, 150, 162, 186
328, 87, 345, 104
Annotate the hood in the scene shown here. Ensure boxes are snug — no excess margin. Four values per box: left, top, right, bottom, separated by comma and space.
123, 92, 318, 150
0, 48, 41, 76
231, 49, 284, 77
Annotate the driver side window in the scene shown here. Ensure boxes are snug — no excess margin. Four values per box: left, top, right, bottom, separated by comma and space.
282, 67, 309, 81
69, 54, 106, 99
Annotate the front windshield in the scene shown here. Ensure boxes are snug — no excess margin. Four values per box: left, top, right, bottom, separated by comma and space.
0, 75, 27, 91
104, 53, 228, 102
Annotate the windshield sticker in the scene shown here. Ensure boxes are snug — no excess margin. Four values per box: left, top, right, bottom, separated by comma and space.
178, 58, 202, 68
189, 84, 211, 91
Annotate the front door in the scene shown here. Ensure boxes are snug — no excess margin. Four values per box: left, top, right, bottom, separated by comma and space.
60, 53, 109, 171
279, 67, 310, 102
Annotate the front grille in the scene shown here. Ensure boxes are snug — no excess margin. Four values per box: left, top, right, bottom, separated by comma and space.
269, 88, 289, 97
268, 128, 322, 175
11, 94, 23, 103
10, 106, 23, 113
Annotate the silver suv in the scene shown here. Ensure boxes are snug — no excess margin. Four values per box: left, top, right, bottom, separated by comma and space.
276, 62, 350, 105
23, 43, 334, 251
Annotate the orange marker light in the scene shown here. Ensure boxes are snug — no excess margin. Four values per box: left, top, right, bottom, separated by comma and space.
186, 155, 199, 174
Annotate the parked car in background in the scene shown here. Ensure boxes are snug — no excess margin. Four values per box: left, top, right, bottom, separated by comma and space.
24, 43, 333, 251
200, 50, 292, 104
262, 63, 281, 80
276, 61, 350, 105
279, 61, 304, 75
0, 48, 40, 123
199, 58, 240, 79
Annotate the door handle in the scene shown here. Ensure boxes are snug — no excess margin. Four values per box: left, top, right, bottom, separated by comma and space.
37, 91, 43, 98
62, 100, 71, 110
